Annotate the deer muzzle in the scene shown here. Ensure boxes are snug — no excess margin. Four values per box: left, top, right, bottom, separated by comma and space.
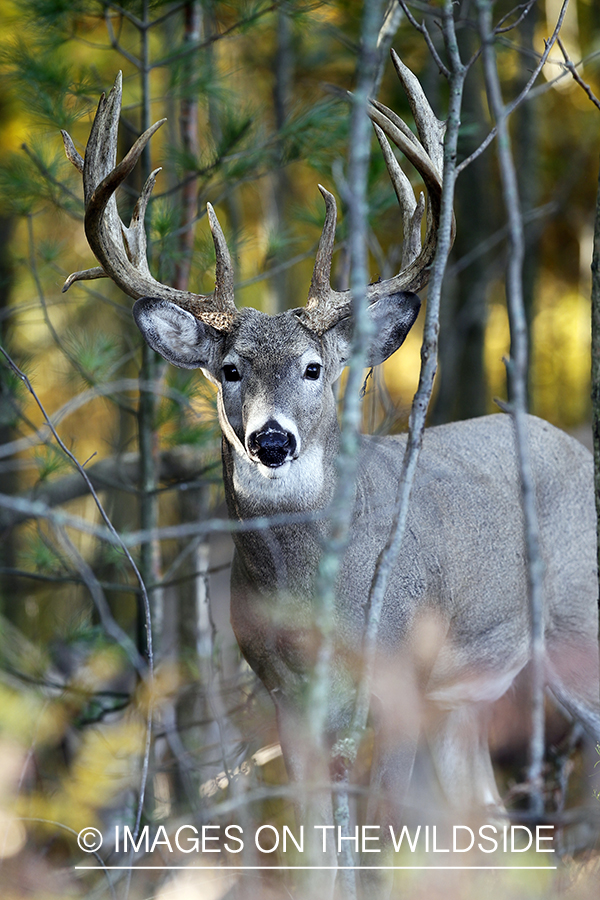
247, 420, 298, 468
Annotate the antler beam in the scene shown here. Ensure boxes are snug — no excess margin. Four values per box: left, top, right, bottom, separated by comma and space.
62, 72, 238, 332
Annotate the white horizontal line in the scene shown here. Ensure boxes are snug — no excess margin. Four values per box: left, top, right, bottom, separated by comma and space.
75, 865, 558, 871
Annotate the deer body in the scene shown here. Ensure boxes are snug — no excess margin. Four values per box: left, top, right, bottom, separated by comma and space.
204, 309, 600, 817
62, 59, 600, 843
228, 413, 598, 723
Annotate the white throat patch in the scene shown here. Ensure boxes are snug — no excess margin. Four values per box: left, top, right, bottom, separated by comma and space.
232, 442, 325, 510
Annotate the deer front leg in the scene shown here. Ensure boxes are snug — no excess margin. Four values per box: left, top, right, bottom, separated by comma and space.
427, 703, 502, 812
359, 734, 419, 900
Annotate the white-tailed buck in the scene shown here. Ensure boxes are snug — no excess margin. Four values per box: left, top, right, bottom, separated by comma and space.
62, 57, 600, 862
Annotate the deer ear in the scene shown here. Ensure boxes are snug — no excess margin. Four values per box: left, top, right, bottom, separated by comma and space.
364, 291, 421, 365
323, 291, 420, 372
133, 298, 224, 374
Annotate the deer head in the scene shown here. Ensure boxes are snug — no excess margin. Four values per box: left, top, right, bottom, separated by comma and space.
62, 53, 446, 489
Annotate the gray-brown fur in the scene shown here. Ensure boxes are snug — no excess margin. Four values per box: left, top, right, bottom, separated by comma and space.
133, 298, 600, 830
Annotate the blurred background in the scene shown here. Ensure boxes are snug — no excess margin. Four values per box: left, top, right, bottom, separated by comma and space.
0, 1, 599, 898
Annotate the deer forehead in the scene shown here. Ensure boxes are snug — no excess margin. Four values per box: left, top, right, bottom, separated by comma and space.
225, 309, 322, 364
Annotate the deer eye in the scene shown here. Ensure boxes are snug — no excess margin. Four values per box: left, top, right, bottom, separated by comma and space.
222, 364, 241, 382
304, 363, 321, 381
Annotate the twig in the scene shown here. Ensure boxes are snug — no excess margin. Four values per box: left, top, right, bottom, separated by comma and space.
150, 3, 280, 70
494, 1, 537, 36
104, 8, 142, 68
307, 2, 387, 892
145, 1, 188, 31
26, 217, 134, 417
0, 350, 153, 662
0, 488, 326, 546
346, 0, 467, 779
476, 0, 545, 819
398, 0, 450, 78
0, 345, 156, 865
0, 378, 192, 463
557, 37, 600, 111
448, 199, 558, 277
173, 0, 202, 292
0, 566, 141, 593
20, 144, 83, 216
104, 1, 147, 30
0, 561, 230, 593
18, 818, 117, 900
456, 0, 570, 175
51, 522, 143, 673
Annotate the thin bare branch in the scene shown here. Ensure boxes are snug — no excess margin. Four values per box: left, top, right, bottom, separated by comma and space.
104, 8, 142, 68
398, 0, 450, 78
0, 345, 154, 674
104, 1, 146, 30
0, 378, 192, 462
494, 0, 537, 36
476, 0, 545, 818
457, 0, 570, 175
557, 36, 600, 111
0, 446, 218, 530
302, 17, 395, 875
21, 143, 83, 215
27, 217, 118, 395
52, 522, 143, 672
150, 2, 279, 70
348, 0, 467, 764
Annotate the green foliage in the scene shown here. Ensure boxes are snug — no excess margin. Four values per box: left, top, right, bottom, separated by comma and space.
34, 445, 70, 481
150, 197, 180, 243
36, 237, 64, 265
1, 37, 94, 131
0, 363, 26, 429
22, 530, 68, 575
156, 367, 220, 449
20, 0, 100, 38
263, 222, 299, 265
0, 143, 82, 216
97, 539, 130, 575
279, 98, 349, 169
64, 329, 121, 387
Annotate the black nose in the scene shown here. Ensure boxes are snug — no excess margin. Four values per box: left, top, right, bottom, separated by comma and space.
248, 420, 297, 468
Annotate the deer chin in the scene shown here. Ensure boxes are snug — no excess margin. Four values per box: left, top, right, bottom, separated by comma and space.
256, 460, 292, 480
233, 444, 325, 507
251, 457, 293, 478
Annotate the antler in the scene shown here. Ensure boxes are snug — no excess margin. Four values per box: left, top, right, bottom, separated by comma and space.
62, 72, 237, 332
63, 57, 447, 338
299, 49, 449, 335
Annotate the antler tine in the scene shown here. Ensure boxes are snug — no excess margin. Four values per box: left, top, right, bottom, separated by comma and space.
372, 122, 422, 269
302, 185, 354, 335
302, 186, 349, 334
207, 203, 235, 309
299, 52, 451, 335
62, 72, 237, 331
308, 185, 337, 301
389, 48, 445, 174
